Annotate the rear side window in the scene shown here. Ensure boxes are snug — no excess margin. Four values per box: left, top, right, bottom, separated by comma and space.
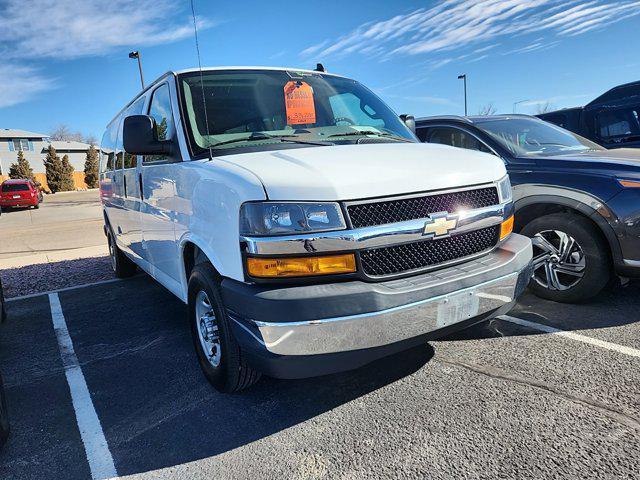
123, 97, 146, 169
2, 183, 30, 192
100, 119, 119, 173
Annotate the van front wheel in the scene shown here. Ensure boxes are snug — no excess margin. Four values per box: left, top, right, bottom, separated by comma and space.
188, 264, 261, 393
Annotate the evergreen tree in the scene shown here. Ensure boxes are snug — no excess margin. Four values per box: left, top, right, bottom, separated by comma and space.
8, 150, 34, 181
61, 154, 76, 191
44, 145, 64, 193
83, 145, 99, 189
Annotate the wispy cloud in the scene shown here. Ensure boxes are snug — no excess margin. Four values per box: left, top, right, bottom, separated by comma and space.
300, 1, 640, 61
520, 93, 593, 108
0, 0, 215, 108
0, 65, 56, 108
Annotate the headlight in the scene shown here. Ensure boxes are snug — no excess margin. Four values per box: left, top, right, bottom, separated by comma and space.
497, 175, 512, 203
240, 202, 346, 236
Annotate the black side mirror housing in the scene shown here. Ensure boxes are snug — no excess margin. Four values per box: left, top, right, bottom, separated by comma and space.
400, 114, 416, 134
123, 115, 173, 156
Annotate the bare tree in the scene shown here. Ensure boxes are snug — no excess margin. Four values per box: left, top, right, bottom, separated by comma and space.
49, 124, 72, 141
49, 124, 94, 144
478, 102, 497, 115
536, 101, 555, 114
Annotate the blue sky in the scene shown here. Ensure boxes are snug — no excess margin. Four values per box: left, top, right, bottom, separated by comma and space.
0, 0, 639, 141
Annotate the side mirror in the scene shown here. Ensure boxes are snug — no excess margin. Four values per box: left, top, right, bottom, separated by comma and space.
400, 114, 416, 134
123, 115, 173, 156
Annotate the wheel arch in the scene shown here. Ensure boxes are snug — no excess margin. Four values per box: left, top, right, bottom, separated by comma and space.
514, 194, 622, 266
179, 235, 225, 301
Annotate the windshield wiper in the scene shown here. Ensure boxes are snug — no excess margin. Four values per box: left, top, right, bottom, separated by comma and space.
209, 132, 332, 148
327, 131, 414, 142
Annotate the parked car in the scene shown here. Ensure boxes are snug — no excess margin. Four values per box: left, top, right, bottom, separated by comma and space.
538, 80, 640, 149
100, 67, 532, 392
416, 114, 640, 303
0, 179, 43, 209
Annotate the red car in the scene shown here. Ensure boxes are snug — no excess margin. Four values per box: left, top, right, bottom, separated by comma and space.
0, 179, 43, 209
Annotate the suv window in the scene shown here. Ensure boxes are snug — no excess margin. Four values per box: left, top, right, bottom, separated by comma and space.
596, 107, 640, 142
2, 183, 29, 192
145, 84, 175, 164
424, 127, 493, 154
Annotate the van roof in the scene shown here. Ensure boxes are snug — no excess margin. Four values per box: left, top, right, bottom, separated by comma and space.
106, 66, 346, 128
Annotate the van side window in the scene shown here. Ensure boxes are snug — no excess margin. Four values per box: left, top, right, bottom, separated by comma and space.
145, 84, 175, 164
123, 97, 146, 169
100, 119, 119, 173
425, 127, 493, 154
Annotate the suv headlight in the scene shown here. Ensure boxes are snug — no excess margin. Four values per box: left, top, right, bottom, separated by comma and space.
497, 175, 512, 203
240, 202, 346, 236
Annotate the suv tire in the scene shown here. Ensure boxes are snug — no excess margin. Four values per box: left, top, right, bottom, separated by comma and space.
521, 212, 611, 303
188, 263, 261, 393
106, 228, 137, 278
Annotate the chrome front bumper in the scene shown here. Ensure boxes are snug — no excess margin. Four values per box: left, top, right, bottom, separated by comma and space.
227, 233, 533, 357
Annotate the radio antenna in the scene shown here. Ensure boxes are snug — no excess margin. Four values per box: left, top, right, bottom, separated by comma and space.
190, 0, 213, 160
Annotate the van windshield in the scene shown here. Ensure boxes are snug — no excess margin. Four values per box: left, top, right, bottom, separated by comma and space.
178, 69, 416, 156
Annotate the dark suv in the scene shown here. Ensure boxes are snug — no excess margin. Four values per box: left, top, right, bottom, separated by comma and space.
416, 114, 640, 303
537, 80, 640, 149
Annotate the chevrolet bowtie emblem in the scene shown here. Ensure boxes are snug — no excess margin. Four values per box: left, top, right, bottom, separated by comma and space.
423, 212, 458, 238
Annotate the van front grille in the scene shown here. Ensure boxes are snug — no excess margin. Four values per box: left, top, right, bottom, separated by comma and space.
359, 225, 500, 277
347, 187, 499, 229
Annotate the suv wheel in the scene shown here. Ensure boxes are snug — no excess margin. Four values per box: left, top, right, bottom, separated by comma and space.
521, 212, 611, 303
188, 263, 261, 393
106, 228, 137, 278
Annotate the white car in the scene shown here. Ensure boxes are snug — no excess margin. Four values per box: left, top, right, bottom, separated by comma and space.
99, 67, 532, 392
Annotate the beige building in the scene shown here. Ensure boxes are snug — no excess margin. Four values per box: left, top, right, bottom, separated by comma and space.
0, 129, 94, 190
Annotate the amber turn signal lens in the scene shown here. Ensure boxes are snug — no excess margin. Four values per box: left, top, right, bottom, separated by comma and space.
247, 254, 357, 278
500, 215, 514, 240
618, 179, 640, 188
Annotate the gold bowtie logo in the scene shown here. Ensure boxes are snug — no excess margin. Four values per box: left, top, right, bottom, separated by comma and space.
423, 213, 458, 238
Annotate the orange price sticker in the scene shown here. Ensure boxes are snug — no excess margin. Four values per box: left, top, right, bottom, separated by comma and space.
284, 81, 316, 125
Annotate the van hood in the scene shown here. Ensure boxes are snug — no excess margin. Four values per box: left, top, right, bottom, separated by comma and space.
218, 143, 506, 201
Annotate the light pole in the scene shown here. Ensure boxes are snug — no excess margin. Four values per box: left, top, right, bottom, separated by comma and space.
129, 51, 145, 89
513, 99, 529, 113
457, 74, 467, 116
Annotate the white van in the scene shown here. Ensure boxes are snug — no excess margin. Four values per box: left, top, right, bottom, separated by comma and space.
99, 67, 532, 392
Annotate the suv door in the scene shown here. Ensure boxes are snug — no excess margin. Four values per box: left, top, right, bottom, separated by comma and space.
139, 82, 181, 285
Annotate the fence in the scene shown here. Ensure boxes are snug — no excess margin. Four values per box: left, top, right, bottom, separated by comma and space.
0, 172, 89, 192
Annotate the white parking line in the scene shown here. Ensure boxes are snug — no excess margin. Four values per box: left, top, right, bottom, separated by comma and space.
49, 293, 119, 480
500, 315, 640, 358
6, 278, 123, 302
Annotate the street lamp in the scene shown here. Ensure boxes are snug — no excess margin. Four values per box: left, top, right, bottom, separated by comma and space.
457, 74, 467, 116
513, 99, 530, 113
128, 51, 145, 89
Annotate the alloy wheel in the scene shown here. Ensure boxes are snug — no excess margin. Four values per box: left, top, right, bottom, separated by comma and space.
531, 229, 586, 291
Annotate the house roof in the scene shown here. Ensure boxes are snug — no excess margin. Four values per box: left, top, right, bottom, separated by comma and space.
48, 140, 93, 151
0, 128, 49, 139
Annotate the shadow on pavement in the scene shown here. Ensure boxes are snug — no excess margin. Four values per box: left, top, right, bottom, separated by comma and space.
443, 280, 640, 342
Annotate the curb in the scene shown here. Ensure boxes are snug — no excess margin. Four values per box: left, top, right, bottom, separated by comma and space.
0, 244, 108, 269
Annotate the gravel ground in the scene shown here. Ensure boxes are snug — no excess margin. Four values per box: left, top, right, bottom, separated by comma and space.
0, 255, 115, 298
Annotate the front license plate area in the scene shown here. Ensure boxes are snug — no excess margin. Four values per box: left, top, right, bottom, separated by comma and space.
12, 195, 20, 199
436, 291, 480, 329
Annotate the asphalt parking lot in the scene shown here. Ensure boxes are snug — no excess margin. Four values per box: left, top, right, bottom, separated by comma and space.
1, 274, 638, 479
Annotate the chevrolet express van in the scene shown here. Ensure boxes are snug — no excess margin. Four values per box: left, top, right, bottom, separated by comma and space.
100, 67, 533, 392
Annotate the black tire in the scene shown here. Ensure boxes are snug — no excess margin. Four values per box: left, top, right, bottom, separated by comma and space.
33, 202, 40, 210
188, 263, 261, 393
521, 212, 611, 303
106, 228, 137, 278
